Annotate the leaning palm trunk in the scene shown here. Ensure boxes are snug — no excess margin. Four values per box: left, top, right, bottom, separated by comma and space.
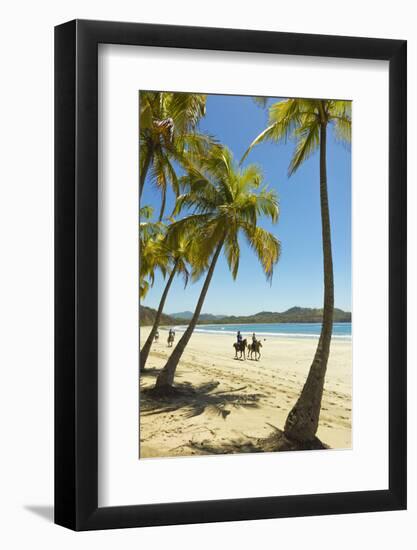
140, 259, 179, 372
284, 123, 334, 442
155, 240, 224, 391
139, 152, 151, 199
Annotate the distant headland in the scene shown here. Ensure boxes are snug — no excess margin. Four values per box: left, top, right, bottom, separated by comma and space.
140, 305, 351, 326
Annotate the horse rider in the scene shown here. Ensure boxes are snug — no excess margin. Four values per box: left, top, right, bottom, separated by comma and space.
237, 330, 243, 345
252, 332, 257, 346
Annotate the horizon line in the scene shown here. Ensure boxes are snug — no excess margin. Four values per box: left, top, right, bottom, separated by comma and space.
163, 306, 352, 316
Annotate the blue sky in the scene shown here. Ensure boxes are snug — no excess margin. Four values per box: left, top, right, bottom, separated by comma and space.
141, 94, 351, 316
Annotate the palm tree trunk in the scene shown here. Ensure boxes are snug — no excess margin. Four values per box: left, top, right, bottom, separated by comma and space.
140, 259, 179, 372
158, 186, 167, 221
155, 239, 224, 391
139, 152, 151, 200
284, 122, 334, 442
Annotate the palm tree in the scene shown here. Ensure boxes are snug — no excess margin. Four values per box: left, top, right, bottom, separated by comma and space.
140, 234, 192, 371
154, 146, 280, 392
139, 206, 168, 300
140, 91, 214, 220
243, 98, 351, 442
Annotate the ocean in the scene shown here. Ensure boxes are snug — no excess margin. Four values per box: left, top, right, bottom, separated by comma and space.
174, 322, 352, 340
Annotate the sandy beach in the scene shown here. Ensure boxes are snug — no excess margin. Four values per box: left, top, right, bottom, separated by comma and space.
139, 327, 352, 458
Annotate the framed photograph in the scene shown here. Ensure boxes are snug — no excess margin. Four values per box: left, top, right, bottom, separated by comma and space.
55, 19, 406, 530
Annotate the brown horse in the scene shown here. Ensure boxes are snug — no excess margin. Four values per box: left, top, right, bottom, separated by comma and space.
233, 339, 247, 360
248, 340, 262, 361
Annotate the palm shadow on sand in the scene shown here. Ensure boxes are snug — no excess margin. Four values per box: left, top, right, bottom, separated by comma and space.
141, 380, 264, 420
140, 380, 328, 454
187, 424, 328, 455
140, 366, 163, 378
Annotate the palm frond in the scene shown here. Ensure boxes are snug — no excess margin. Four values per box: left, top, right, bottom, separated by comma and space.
252, 96, 269, 109
140, 278, 150, 299
176, 132, 218, 158
328, 100, 352, 143
253, 188, 279, 222
242, 224, 281, 282
139, 92, 155, 131
238, 164, 264, 191
268, 99, 304, 141
167, 93, 207, 133
333, 116, 351, 143
139, 205, 154, 221
288, 120, 320, 175
240, 124, 280, 164
224, 231, 240, 280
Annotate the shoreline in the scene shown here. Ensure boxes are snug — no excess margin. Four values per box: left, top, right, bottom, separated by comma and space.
155, 323, 352, 340
169, 327, 351, 340
143, 320, 352, 327
140, 327, 352, 458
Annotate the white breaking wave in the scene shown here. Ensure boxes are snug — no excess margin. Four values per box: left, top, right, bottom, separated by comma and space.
172, 325, 351, 340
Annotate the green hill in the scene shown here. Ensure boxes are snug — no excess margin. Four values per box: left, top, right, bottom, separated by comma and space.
139, 305, 178, 326
170, 311, 225, 321
197, 307, 351, 324
140, 305, 351, 327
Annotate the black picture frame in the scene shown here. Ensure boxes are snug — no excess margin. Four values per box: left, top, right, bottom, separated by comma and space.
55, 19, 407, 531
